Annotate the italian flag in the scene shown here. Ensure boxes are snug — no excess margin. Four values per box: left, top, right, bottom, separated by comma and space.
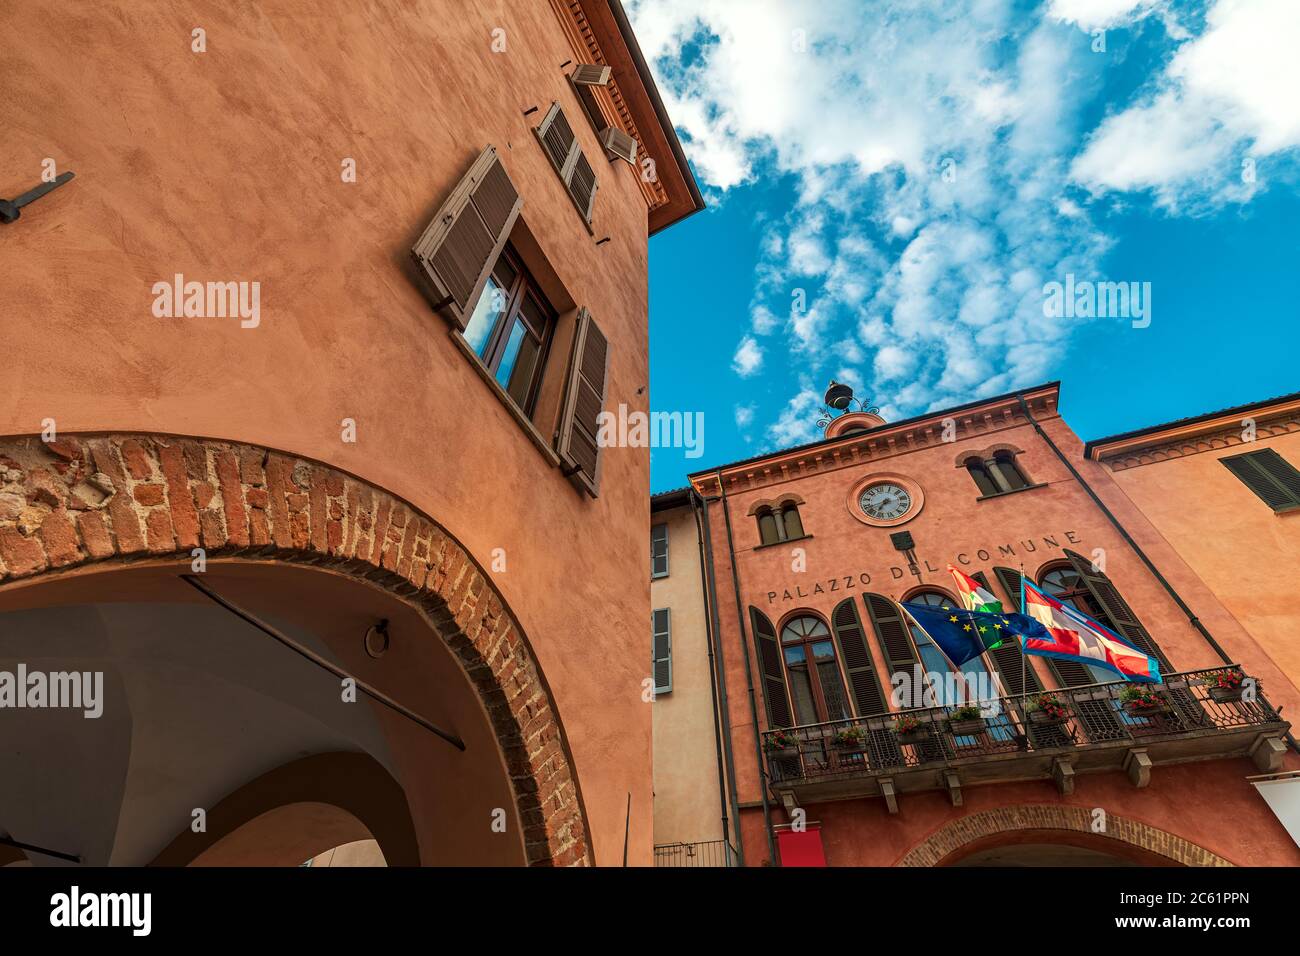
948, 565, 1004, 614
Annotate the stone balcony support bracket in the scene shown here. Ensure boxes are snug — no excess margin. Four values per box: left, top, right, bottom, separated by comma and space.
879, 777, 899, 815
943, 771, 962, 807
1249, 734, 1287, 773
1052, 756, 1076, 795
1123, 748, 1152, 788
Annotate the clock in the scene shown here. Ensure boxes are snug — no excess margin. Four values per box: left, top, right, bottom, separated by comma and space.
858, 481, 913, 521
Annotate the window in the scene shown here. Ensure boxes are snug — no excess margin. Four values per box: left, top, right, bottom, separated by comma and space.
1039, 560, 1168, 728
756, 501, 805, 545
651, 523, 669, 578
534, 103, 598, 227
966, 451, 1031, 496
412, 147, 610, 496
1221, 448, 1300, 513
905, 591, 995, 706
779, 615, 850, 725
461, 244, 556, 414
653, 609, 672, 695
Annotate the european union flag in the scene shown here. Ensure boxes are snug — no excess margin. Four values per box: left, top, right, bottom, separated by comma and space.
901, 601, 1017, 667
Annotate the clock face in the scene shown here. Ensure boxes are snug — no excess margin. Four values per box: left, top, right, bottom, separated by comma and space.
859, 482, 913, 521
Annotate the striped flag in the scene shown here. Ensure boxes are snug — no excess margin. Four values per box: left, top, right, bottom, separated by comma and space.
948, 565, 1003, 614
1018, 578, 1162, 684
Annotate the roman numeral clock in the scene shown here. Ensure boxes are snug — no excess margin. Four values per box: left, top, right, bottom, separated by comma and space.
848, 474, 924, 528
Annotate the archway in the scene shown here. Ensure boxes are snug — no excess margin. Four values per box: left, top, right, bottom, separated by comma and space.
0, 433, 590, 866
897, 805, 1232, 867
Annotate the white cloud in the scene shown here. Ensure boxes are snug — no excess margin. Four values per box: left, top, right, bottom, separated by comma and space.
732, 335, 764, 377
629, 0, 1296, 448
766, 387, 823, 447
1071, 0, 1300, 207
1046, 0, 1164, 30
734, 403, 755, 428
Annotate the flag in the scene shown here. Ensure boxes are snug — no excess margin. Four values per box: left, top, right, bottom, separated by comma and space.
948, 565, 1003, 613
1017, 578, 1162, 684
902, 600, 1008, 668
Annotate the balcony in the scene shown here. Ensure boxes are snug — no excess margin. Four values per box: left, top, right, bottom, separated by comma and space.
761, 667, 1292, 812
653, 840, 739, 867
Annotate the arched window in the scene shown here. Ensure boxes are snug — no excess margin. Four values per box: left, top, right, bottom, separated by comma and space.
964, 457, 999, 497
779, 614, 851, 725
1038, 554, 1170, 682
756, 501, 804, 545
1039, 563, 1123, 685
965, 451, 1031, 495
904, 591, 994, 706
991, 451, 1029, 491
780, 502, 804, 539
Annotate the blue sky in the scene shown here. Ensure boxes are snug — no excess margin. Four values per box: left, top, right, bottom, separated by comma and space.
630, 0, 1300, 492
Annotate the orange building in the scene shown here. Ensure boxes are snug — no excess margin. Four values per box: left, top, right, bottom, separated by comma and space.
0, 0, 700, 867
667, 382, 1299, 866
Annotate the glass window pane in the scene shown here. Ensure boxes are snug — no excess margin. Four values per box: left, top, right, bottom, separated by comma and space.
506, 331, 541, 409
463, 276, 505, 358
494, 318, 527, 389
782, 506, 804, 539
492, 252, 519, 292
758, 512, 779, 545
518, 293, 547, 337
783, 647, 818, 725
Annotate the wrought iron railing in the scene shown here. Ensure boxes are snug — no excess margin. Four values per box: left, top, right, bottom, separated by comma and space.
761, 666, 1283, 785
653, 840, 739, 867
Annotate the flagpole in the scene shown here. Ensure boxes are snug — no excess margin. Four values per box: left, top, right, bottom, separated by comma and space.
1019, 562, 1027, 717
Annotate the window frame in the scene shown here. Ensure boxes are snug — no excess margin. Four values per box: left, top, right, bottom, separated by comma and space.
652, 607, 672, 695
778, 613, 851, 725
651, 523, 669, 579
1220, 448, 1300, 513
460, 243, 557, 418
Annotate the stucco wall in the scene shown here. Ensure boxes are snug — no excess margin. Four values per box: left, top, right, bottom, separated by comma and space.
651, 502, 726, 848
0, 0, 655, 864
1097, 430, 1300, 698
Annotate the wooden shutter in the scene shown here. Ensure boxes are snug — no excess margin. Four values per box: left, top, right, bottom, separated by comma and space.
411, 146, 521, 328
600, 126, 638, 165
1064, 550, 1170, 671
571, 63, 612, 86
1221, 449, 1300, 511
863, 593, 916, 688
556, 309, 608, 497
537, 103, 579, 179
831, 598, 887, 717
650, 523, 668, 578
750, 607, 793, 728
976, 569, 1041, 695
652, 608, 672, 695
535, 103, 598, 226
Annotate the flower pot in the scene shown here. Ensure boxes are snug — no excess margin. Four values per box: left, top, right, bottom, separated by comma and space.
1124, 700, 1170, 716
1209, 686, 1244, 703
947, 718, 986, 736
1029, 710, 1067, 726
897, 728, 930, 745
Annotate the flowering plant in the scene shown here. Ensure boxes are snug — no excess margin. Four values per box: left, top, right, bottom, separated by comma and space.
948, 704, 984, 722
1211, 669, 1245, 690
764, 729, 797, 752
1028, 693, 1068, 721
833, 726, 865, 747
1120, 685, 1167, 709
894, 715, 925, 735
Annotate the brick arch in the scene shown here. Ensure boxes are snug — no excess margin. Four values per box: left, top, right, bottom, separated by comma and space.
0, 433, 589, 866
897, 805, 1232, 867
